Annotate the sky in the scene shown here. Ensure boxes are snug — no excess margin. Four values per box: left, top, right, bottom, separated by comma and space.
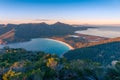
0, 0, 120, 25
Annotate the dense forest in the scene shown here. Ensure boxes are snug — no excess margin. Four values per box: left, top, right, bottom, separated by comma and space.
0, 47, 120, 80
64, 42, 120, 66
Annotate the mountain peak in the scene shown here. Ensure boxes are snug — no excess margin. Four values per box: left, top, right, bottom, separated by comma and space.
54, 22, 66, 25
40, 22, 48, 25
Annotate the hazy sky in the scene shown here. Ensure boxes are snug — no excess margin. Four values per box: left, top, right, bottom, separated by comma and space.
0, 0, 120, 25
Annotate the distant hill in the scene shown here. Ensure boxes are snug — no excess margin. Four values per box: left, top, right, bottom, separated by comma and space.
0, 24, 5, 27
0, 22, 90, 42
64, 41, 120, 65
0, 26, 14, 35
15, 22, 89, 39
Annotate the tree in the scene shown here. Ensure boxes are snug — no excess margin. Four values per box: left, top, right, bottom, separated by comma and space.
47, 58, 58, 70
2, 69, 21, 80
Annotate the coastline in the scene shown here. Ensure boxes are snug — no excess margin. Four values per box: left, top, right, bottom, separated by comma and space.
46, 38, 74, 50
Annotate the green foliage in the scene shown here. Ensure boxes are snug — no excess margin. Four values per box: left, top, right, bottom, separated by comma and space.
0, 48, 120, 80
105, 62, 120, 80
65, 42, 120, 65
47, 58, 58, 70
2, 69, 21, 80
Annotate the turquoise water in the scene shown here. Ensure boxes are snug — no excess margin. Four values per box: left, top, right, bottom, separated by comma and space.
0, 38, 70, 56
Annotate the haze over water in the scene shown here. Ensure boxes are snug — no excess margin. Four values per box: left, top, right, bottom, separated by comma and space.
76, 26, 120, 38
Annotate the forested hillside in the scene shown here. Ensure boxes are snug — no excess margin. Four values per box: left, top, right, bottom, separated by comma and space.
0, 48, 120, 80
64, 42, 120, 65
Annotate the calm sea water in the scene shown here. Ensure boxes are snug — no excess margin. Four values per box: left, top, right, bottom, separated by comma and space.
76, 26, 120, 38
0, 38, 70, 56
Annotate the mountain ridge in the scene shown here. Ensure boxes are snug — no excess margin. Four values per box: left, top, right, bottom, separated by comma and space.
0, 22, 89, 43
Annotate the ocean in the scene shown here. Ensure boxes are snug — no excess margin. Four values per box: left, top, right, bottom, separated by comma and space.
75, 26, 120, 38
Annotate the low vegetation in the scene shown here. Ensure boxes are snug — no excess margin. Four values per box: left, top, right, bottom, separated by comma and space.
0, 47, 120, 80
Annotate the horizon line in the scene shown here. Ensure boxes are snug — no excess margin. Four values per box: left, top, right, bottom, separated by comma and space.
0, 21, 120, 26
0, 19, 120, 26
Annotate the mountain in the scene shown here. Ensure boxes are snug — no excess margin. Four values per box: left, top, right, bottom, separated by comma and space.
52, 22, 71, 26
14, 22, 76, 39
0, 22, 90, 42
0, 25, 14, 35
64, 41, 120, 66
0, 24, 5, 28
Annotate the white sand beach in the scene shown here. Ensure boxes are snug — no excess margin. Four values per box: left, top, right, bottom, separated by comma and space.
46, 38, 74, 50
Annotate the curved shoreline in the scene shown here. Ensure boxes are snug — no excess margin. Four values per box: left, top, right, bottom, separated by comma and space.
46, 38, 74, 50
1, 38, 74, 50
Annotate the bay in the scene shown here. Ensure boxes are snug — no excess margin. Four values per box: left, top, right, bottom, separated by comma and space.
0, 38, 71, 56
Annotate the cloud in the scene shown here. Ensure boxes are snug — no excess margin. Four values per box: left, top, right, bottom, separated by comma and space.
34, 19, 50, 21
